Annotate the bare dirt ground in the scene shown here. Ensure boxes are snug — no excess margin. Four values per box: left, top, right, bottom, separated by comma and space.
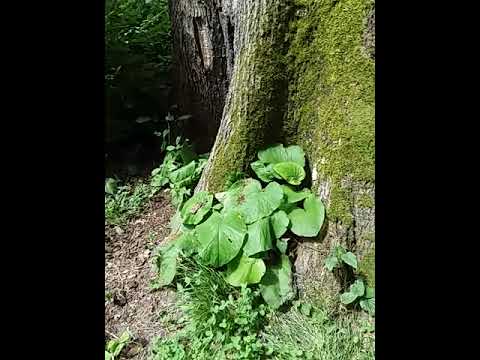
105, 191, 177, 359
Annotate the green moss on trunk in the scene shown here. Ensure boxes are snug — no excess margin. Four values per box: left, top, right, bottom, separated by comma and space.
201, 2, 293, 192
285, 0, 375, 225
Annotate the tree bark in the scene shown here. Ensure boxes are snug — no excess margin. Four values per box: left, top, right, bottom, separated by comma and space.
176, 0, 375, 301
169, 0, 235, 152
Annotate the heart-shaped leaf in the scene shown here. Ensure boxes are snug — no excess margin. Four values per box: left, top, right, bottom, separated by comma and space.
341, 252, 358, 270
340, 291, 358, 305
243, 217, 275, 257
288, 195, 325, 237
351, 279, 365, 297
168, 161, 196, 185
250, 161, 280, 183
282, 185, 311, 203
270, 210, 290, 239
273, 162, 306, 185
196, 211, 246, 267
180, 191, 213, 225
260, 255, 295, 309
225, 255, 266, 287
223, 180, 284, 224
258, 144, 305, 167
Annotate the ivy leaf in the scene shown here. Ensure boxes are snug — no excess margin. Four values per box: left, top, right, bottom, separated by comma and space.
340, 252, 358, 270
281, 185, 311, 203
225, 255, 266, 287
325, 255, 339, 271
258, 144, 305, 167
243, 217, 275, 257
273, 162, 306, 185
360, 297, 375, 315
180, 191, 213, 225
270, 210, 290, 238
196, 211, 246, 267
250, 161, 280, 183
288, 195, 325, 237
260, 255, 295, 309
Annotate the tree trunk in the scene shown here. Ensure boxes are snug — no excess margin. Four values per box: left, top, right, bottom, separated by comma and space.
178, 0, 375, 301
169, 0, 234, 152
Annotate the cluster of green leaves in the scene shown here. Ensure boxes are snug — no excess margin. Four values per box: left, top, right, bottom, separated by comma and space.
105, 137, 207, 225
153, 144, 325, 309
105, 331, 130, 360
150, 258, 271, 359
150, 137, 208, 208
325, 246, 375, 315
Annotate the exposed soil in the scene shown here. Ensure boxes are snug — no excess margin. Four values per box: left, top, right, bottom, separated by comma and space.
105, 191, 177, 359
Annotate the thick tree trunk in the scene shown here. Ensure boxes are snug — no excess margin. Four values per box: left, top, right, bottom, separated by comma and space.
178, 0, 375, 301
169, 0, 234, 152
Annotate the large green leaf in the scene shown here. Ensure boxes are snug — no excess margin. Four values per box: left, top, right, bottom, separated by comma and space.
243, 217, 275, 257
282, 185, 311, 203
221, 178, 262, 207
258, 144, 305, 167
270, 210, 290, 239
175, 231, 198, 257
152, 242, 180, 288
225, 255, 266, 287
250, 161, 280, 183
222, 180, 284, 224
196, 211, 246, 267
180, 191, 213, 225
260, 255, 295, 309
288, 195, 325, 237
273, 162, 306, 185
168, 161, 196, 185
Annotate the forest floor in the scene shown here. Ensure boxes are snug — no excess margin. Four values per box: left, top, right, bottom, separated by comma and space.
105, 190, 176, 360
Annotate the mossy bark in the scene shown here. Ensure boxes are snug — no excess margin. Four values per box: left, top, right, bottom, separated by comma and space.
191, 0, 375, 299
